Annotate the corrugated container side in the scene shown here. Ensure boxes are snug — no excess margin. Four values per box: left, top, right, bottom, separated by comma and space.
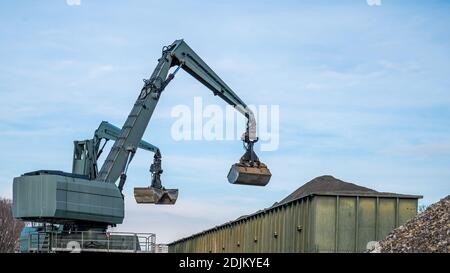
168, 194, 420, 253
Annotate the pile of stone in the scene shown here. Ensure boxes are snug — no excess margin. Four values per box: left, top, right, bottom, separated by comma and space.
372, 195, 450, 253
277, 175, 377, 205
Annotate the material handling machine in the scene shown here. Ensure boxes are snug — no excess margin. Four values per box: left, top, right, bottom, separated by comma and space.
13, 39, 271, 252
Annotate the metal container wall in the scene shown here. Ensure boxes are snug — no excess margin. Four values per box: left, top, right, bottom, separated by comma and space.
168, 193, 420, 253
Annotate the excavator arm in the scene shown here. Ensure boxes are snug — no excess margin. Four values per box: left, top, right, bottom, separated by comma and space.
170, 41, 257, 141
95, 121, 160, 154
97, 39, 271, 204
170, 41, 270, 185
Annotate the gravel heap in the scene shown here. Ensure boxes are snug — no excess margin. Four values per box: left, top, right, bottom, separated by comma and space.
277, 175, 377, 205
374, 195, 450, 253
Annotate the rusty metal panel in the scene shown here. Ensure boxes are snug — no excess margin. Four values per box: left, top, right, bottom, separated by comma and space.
285, 203, 293, 252
257, 214, 263, 252
273, 209, 278, 252
236, 222, 240, 252
399, 198, 418, 225
243, 219, 249, 252
251, 216, 257, 252
228, 224, 233, 253
378, 198, 396, 240
299, 200, 304, 250
218, 227, 223, 253
286, 203, 293, 252
264, 211, 270, 252
276, 208, 281, 252
358, 197, 376, 250
313, 196, 337, 252
279, 207, 284, 252
247, 218, 253, 252
298, 199, 304, 252
254, 216, 259, 252
229, 224, 235, 252
274, 208, 278, 252
337, 197, 357, 252
306, 196, 313, 252
237, 221, 243, 252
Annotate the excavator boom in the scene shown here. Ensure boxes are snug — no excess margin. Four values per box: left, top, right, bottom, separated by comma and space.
97, 39, 271, 196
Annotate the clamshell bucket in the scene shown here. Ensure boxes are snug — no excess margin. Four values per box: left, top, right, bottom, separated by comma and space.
134, 150, 178, 204
228, 136, 271, 186
228, 162, 271, 186
134, 186, 178, 205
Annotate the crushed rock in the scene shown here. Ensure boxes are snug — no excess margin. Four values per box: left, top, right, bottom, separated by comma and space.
372, 195, 450, 253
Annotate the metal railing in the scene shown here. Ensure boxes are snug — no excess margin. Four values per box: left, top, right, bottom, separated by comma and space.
23, 230, 156, 253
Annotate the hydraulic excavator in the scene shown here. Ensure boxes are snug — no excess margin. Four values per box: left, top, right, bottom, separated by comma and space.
12, 39, 271, 252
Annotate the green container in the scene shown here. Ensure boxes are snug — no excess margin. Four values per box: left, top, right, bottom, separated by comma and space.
168, 192, 421, 253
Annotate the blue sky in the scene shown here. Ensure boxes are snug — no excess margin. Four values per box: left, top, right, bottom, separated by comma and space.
0, 0, 449, 243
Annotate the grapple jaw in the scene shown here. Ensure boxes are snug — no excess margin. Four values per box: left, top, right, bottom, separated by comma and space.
228, 162, 271, 186
134, 186, 178, 204
227, 139, 271, 186
133, 150, 178, 205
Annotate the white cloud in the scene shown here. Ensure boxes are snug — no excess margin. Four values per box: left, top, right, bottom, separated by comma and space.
367, 0, 381, 6
66, 0, 81, 6
378, 60, 421, 73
